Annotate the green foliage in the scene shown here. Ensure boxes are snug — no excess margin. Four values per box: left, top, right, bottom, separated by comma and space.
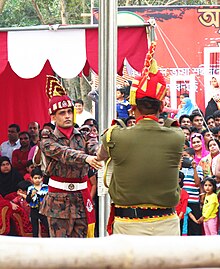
66, 0, 89, 24
0, 0, 62, 27
0, 0, 39, 27
34, 0, 61, 24
118, 0, 213, 5
0, 0, 214, 28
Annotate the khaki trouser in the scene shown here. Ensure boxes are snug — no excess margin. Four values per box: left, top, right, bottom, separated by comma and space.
113, 215, 180, 236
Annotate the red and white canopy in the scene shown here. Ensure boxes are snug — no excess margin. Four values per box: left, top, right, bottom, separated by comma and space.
0, 27, 148, 78
0, 26, 148, 143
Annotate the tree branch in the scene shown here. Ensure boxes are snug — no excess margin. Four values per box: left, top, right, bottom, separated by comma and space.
31, 0, 46, 24
0, 0, 7, 14
60, 0, 69, 24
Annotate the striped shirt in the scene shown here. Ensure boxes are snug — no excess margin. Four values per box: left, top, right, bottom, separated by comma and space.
181, 166, 203, 203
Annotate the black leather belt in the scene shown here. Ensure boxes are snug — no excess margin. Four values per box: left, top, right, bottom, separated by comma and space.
115, 207, 175, 219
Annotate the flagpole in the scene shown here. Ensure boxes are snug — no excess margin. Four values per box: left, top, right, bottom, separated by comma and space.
98, 0, 117, 237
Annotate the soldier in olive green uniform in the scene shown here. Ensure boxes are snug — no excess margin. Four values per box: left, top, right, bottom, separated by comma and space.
97, 42, 185, 236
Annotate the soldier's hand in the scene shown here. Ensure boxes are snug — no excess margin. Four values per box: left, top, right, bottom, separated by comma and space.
86, 156, 103, 170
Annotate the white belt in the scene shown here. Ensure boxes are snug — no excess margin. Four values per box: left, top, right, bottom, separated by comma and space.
49, 178, 87, 191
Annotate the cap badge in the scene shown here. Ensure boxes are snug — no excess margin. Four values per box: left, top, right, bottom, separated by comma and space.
61, 100, 68, 107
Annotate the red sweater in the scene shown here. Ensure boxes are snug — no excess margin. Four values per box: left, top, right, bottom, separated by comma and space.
175, 188, 189, 219
12, 149, 30, 176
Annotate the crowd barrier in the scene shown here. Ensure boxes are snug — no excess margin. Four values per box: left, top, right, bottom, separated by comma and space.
0, 235, 219, 268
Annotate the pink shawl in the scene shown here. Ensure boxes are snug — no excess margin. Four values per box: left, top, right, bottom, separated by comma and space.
190, 133, 209, 165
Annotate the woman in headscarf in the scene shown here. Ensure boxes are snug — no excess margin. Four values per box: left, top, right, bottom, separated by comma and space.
0, 156, 23, 198
190, 133, 209, 165
0, 156, 23, 235
199, 138, 220, 178
176, 97, 195, 120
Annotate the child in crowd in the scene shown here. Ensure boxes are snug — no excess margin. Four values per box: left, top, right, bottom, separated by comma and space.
180, 147, 203, 235
12, 180, 32, 215
198, 177, 219, 235
116, 87, 131, 120
26, 167, 49, 237
175, 171, 189, 234
182, 207, 199, 236
24, 160, 35, 183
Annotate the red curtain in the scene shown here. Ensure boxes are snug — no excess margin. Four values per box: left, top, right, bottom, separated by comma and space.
0, 61, 53, 143
85, 27, 148, 75
0, 32, 8, 74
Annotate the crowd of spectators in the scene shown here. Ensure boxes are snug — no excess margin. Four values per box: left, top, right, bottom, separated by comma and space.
0, 82, 220, 236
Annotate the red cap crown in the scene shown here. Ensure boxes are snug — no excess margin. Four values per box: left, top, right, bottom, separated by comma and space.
46, 75, 73, 115
129, 41, 166, 105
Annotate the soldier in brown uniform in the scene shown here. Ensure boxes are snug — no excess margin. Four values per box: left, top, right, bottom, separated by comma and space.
97, 42, 185, 236
40, 76, 102, 238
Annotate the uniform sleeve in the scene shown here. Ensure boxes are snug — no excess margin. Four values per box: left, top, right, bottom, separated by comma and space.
40, 138, 89, 165
96, 132, 110, 161
86, 137, 99, 156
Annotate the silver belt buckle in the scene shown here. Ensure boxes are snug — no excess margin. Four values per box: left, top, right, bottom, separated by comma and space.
133, 208, 138, 218
68, 183, 75, 191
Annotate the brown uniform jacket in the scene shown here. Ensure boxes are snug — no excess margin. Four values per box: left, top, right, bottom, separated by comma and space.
40, 127, 97, 179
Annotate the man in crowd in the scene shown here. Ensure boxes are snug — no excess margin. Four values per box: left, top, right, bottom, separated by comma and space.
12, 131, 31, 176
28, 121, 40, 147
206, 115, 215, 129
189, 112, 204, 133
213, 110, 220, 127
97, 42, 185, 236
74, 99, 94, 127
179, 115, 191, 128
0, 124, 20, 161
40, 76, 102, 238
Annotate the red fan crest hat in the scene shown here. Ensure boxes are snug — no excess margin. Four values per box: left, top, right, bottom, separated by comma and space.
129, 41, 166, 105
46, 75, 73, 115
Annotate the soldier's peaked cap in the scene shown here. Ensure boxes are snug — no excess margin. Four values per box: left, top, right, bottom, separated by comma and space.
46, 75, 73, 115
